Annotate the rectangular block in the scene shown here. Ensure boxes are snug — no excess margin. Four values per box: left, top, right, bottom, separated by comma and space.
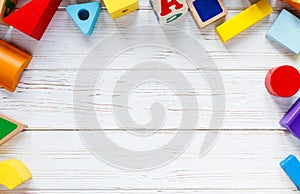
280, 155, 300, 190
280, 98, 300, 139
187, 0, 227, 28
0, 0, 18, 25
282, 0, 300, 13
216, 0, 273, 42
103, 0, 139, 19
0, 114, 25, 145
266, 9, 300, 54
150, 0, 188, 24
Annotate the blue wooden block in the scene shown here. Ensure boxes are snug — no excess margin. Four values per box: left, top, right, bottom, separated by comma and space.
266, 9, 300, 54
280, 154, 300, 190
66, 2, 101, 36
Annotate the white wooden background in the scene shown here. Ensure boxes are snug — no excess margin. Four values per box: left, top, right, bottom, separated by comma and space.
0, 0, 300, 193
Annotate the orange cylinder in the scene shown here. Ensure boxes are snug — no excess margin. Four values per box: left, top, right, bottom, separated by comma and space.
0, 40, 32, 92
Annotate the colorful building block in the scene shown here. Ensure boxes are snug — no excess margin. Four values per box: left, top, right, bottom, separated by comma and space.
3, 0, 62, 40
216, 0, 273, 42
103, 0, 139, 19
282, 0, 300, 13
150, 0, 188, 24
0, 114, 26, 145
266, 9, 300, 54
0, 40, 32, 92
187, 0, 227, 28
0, 0, 18, 25
280, 98, 300, 139
0, 159, 31, 190
66, 2, 101, 36
280, 155, 300, 190
265, 65, 300, 97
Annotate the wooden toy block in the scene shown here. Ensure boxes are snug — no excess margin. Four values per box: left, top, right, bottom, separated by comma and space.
0, 40, 32, 92
280, 98, 300, 139
216, 0, 273, 42
0, 0, 18, 25
150, 0, 188, 24
66, 2, 101, 36
0, 159, 31, 190
103, 0, 139, 19
187, 0, 227, 28
282, 0, 300, 13
0, 113, 26, 145
280, 155, 300, 190
266, 9, 300, 54
3, 0, 63, 40
265, 65, 300, 97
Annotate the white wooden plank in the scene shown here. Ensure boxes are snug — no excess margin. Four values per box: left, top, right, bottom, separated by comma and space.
0, 70, 296, 130
0, 131, 298, 191
3, 10, 298, 71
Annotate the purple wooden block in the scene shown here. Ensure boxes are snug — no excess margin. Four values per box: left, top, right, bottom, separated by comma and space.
280, 98, 300, 139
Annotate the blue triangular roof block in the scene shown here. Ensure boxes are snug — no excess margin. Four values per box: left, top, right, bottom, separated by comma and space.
66, 2, 101, 36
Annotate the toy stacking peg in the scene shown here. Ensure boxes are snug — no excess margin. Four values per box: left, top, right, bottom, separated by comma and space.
0, 0, 18, 25
0, 40, 32, 92
280, 98, 300, 139
150, 0, 188, 24
280, 155, 300, 190
103, 0, 139, 19
187, 0, 227, 28
265, 65, 300, 97
0, 159, 32, 190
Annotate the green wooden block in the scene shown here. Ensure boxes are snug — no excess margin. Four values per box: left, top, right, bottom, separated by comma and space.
0, 114, 25, 145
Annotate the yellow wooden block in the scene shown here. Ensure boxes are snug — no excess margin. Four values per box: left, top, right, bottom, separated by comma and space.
103, 0, 139, 19
0, 159, 31, 190
216, 0, 273, 42
0, 0, 18, 25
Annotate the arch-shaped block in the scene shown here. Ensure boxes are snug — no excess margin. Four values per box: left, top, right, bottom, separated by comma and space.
0, 159, 31, 190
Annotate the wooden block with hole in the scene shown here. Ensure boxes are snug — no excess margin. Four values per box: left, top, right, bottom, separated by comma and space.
0, 0, 18, 25
187, 0, 227, 28
150, 0, 188, 24
0, 114, 26, 145
103, 0, 139, 19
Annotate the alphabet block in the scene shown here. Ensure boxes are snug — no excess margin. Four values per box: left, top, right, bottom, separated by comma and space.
216, 0, 273, 42
187, 0, 227, 28
266, 9, 300, 54
150, 0, 188, 24
280, 155, 300, 190
4, 0, 62, 40
0, 0, 18, 25
0, 159, 31, 190
103, 0, 139, 19
280, 98, 300, 139
0, 40, 32, 92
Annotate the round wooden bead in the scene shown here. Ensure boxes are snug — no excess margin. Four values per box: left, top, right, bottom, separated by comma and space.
265, 65, 300, 97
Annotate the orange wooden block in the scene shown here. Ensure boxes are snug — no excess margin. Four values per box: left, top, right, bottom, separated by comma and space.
0, 0, 18, 25
4, 0, 62, 40
0, 40, 32, 92
282, 0, 300, 12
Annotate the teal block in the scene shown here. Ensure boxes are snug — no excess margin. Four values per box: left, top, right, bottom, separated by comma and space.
266, 9, 300, 54
66, 2, 101, 36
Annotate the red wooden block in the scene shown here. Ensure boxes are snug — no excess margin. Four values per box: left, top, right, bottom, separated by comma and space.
265, 65, 300, 97
4, 0, 62, 40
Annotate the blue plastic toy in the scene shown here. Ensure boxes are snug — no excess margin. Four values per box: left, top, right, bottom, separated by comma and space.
280, 154, 300, 190
266, 9, 300, 54
66, 2, 101, 36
